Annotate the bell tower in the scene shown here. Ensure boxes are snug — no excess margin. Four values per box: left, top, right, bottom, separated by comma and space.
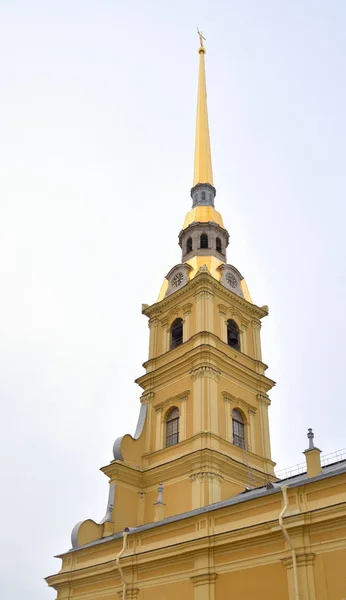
69, 35, 276, 551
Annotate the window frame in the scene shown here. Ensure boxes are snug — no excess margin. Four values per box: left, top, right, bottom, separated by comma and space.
170, 318, 183, 349
200, 233, 208, 249
227, 319, 240, 351
166, 407, 179, 447
232, 409, 245, 449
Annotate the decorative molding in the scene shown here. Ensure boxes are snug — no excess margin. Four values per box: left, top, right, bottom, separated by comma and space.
196, 264, 209, 274
116, 587, 139, 599
281, 553, 316, 569
252, 319, 262, 330
154, 391, 190, 412
182, 302, 193, 315
190, 366, 221, 381
167, 307, 181, 323
140, 391, 155, 404
257, 393, 270, 407
142, 268, 268, 321
190, 472, 223, 484
113, 403, 148, 461
148, 318, 159, 329
99, 484, 115, 524
190, 573, 218, 586
222, 392, 257, 414
194, 289, 215, 301
217, 303, 228, 316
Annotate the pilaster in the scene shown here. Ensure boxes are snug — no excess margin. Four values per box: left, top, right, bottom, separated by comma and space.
190, 472, 206, 509
116, 587, 139, 599
281, 552, 316, 600
161, 318, 170, 353
251, 319, 262, 360
191, 366, 220, 435
155, 407, 163, 451
190, 572, 217, 600
179, 395, 188, 441
257, 393, 271, 460
249, 409, 256, 453
137, 492, 145, 526
194, 288, 214, 334
240, 322, 248, 354
183, 303, 192, 342
218, 304, 228, 343
148, 317, 159, 359
224, 396, 232, 442
190, 472, 222, 509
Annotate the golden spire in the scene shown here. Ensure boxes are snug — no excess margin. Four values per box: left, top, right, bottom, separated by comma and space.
193, 29, 214, 187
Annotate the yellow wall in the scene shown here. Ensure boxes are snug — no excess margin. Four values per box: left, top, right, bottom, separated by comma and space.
216, 563, 289, 599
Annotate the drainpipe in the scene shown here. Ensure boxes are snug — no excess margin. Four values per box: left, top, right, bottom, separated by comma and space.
279, 486, 300, 600
115, 527, 129, 600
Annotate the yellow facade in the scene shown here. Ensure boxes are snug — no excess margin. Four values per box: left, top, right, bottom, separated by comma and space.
46, 37, 346, 600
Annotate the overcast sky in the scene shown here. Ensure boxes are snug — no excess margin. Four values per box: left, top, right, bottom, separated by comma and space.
1, 1, 345, 598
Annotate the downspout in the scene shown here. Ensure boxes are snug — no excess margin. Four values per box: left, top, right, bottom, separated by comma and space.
115, 527, 129, 600
279, 486, 300, 600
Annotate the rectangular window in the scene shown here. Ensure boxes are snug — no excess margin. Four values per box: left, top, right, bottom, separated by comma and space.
232, 419, 245, 449
166, 418, 179, 447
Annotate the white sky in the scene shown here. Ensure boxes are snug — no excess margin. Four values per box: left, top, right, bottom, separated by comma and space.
1, 1, 345, 598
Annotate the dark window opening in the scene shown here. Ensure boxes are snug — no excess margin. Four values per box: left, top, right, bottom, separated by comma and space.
186, 237, 193, 253
232, 409, 245, 448
216, 237, 222, 253
166, 407, 179, 447
201, 191, 206, 201
200, 233, 208, 249
227, 319, 240, 350
170, 318, 183, 349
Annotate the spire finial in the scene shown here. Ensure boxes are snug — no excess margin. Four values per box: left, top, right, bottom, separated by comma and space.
307, 428, 315, 450
192, 29, 215, 204
197, 28, 206, 53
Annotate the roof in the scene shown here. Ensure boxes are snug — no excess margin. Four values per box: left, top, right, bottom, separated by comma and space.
57, 458, 346, 557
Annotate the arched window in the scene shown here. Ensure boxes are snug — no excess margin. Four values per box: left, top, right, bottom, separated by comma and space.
232, 408, 245, 449
227, 319, 240, 350
200, 233, 208, 249
186, 237, 193, 253
216, 237, 222, 253
170, 318, 183, 349
201, 191, 206, 202
166, 407, 179, 447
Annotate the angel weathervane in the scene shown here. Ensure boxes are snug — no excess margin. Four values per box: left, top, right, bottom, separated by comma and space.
197, 28, 206, 48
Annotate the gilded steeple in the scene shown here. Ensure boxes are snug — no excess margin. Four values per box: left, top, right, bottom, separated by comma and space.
191, 30, 216, 208
193, 30, 214, 188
